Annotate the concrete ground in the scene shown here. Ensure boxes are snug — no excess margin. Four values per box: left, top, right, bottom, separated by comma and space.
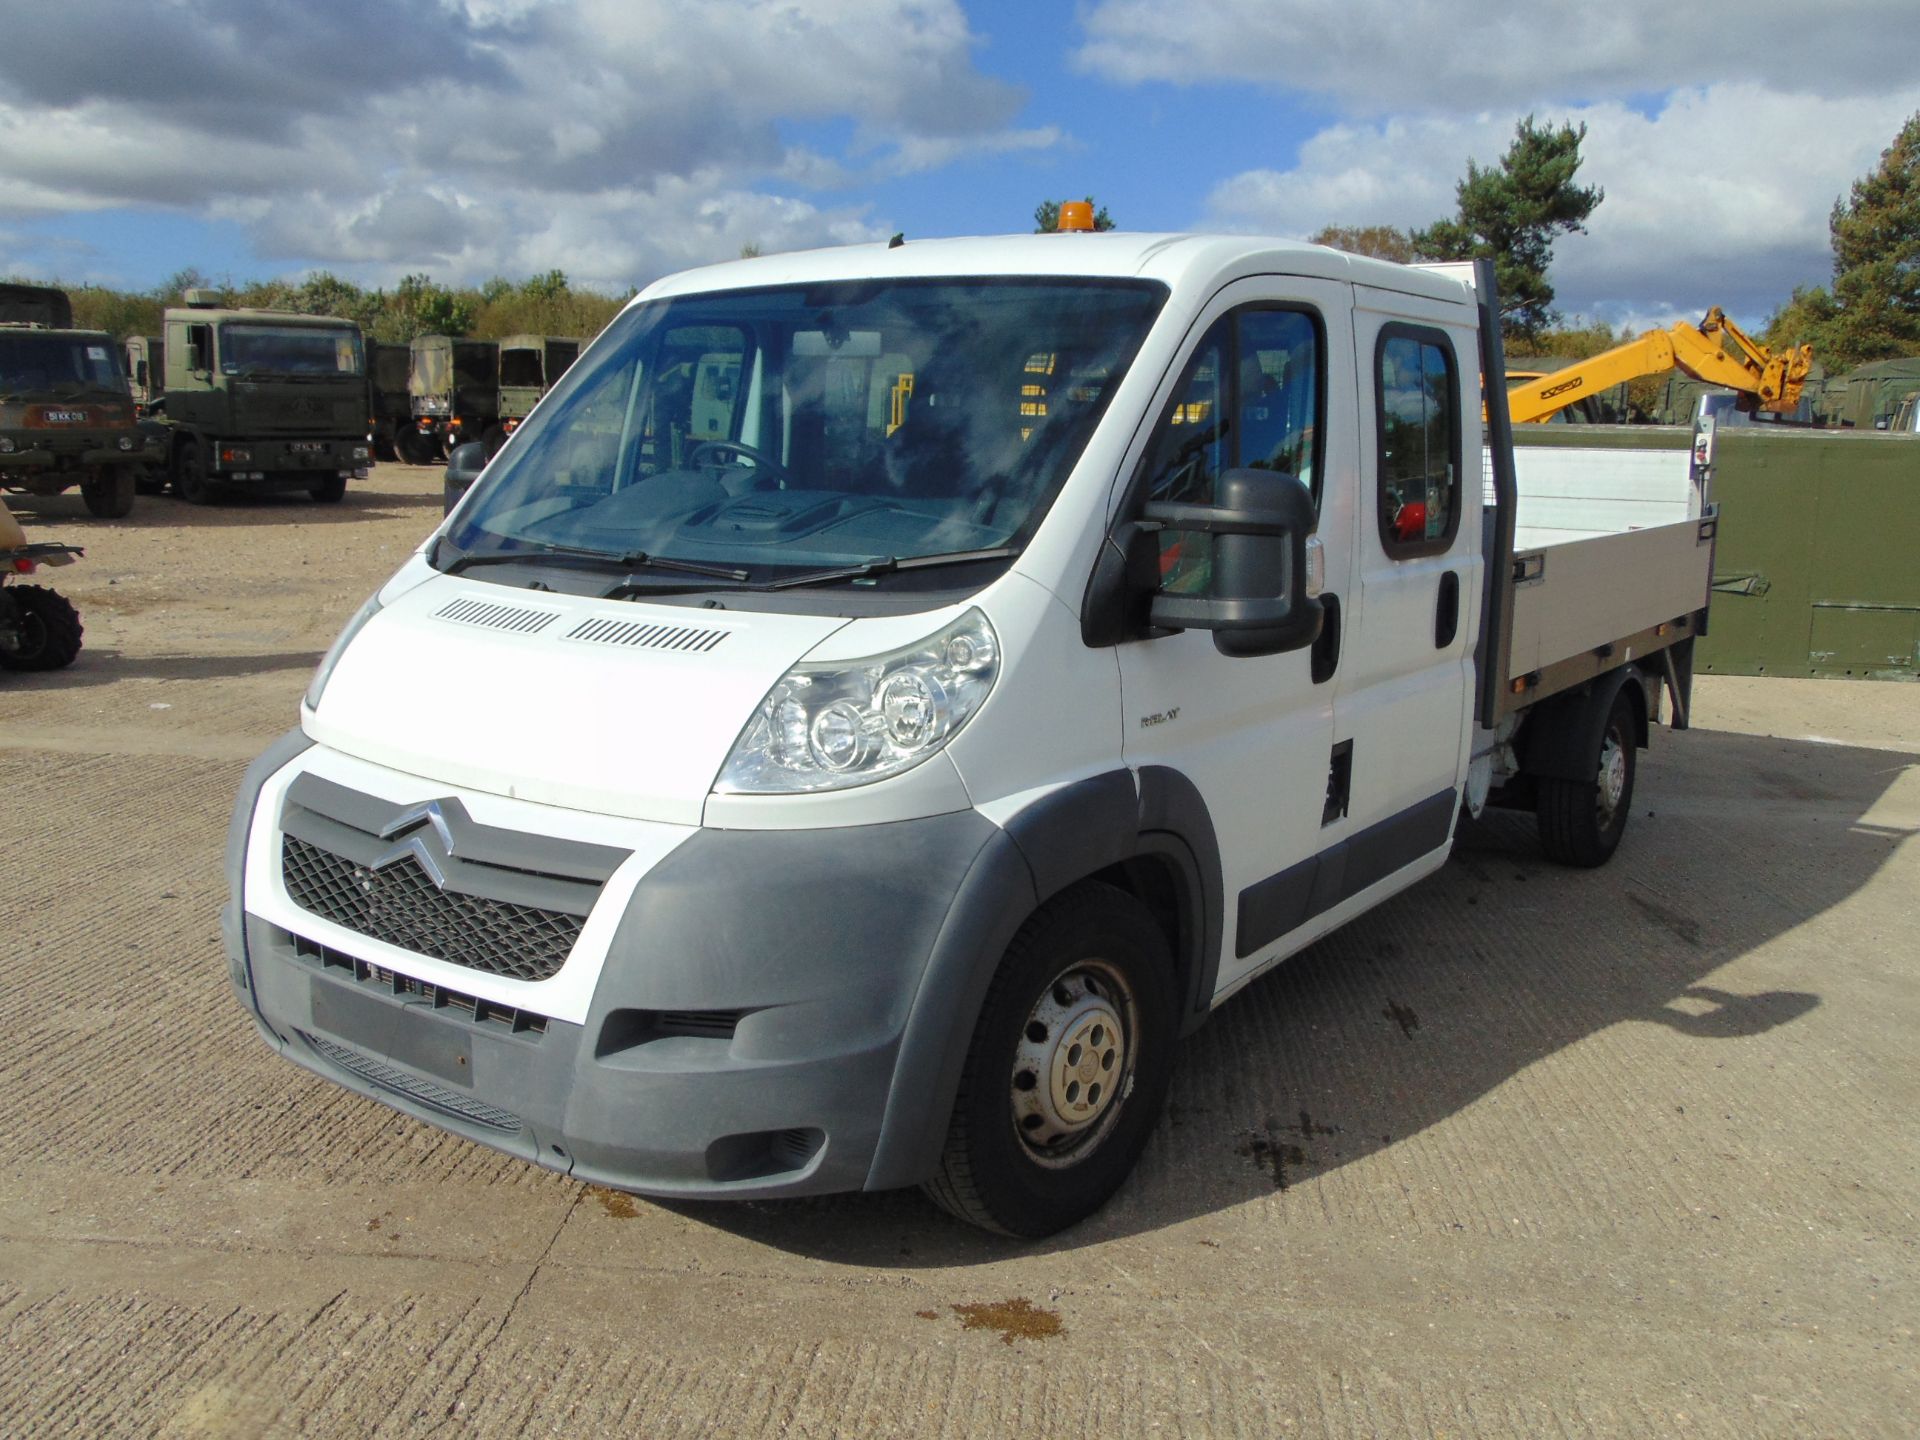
2, 468, 1915, 1438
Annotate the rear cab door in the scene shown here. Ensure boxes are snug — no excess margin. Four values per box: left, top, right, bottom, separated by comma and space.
1335, 284, 1483, 883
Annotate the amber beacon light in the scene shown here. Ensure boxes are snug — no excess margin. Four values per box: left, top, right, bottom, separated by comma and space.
1055, 201, 1096, 233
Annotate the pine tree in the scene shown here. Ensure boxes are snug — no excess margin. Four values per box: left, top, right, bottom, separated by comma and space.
1768, 113, 1920, 367
1412, 117, 1602, 345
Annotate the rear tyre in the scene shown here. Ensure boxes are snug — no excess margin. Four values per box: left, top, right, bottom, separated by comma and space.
309, 473, 347, 503
81, 467, 136, 518
923, 882, 1177, 1238
395, 428, 435, 466
173, 440, 218, 506
0, 585, 84, 671
1537, 687, 1638, 867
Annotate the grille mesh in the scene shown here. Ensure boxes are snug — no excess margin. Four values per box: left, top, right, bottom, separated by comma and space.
282, 835, 582, 983
299, 1031, 523, 1132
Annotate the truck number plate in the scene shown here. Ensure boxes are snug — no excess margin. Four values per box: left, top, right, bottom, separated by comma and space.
289, 441, 326, 453
43, 410, 86, 423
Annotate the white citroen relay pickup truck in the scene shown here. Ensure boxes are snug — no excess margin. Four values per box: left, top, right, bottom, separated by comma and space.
224, 235, 1716, 1236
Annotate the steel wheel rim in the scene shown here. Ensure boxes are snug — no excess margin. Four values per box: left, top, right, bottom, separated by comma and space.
1597, 725, 1628, 825
1009, 958, 1138, 1169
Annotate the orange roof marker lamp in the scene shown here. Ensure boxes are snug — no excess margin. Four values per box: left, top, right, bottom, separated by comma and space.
1054, 201, 1097, 233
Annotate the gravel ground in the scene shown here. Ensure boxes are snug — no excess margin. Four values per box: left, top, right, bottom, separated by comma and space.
2, 468, 1916, 1438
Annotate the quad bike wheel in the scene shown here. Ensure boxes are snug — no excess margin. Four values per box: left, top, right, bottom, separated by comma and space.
0, 584, 84, 671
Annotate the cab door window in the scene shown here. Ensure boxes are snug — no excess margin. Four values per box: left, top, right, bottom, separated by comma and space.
1375, 327, 1460, 557
1136, 307, 1323, 592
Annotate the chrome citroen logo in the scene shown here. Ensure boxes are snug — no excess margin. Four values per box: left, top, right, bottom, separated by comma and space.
368, 799, 461, 888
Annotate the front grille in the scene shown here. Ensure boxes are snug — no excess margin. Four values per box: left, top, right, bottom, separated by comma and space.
294, 935, 549, 1036
298, 1031, 523, 1133
283, 835, 582, 983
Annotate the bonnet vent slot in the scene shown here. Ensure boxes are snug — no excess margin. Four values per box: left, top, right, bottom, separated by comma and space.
436, 596, 560, 634
566, 617, 730, 653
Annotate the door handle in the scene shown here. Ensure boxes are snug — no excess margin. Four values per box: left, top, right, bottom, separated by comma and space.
1435, 571, 1460, 649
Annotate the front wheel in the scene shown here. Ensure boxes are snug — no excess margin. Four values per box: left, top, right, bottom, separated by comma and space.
924, 882, 1178, 1237
1537, 687, 1638, 867
173, 440, 218, 506
309, 473, 347, 503
81, 467, 136, 518
0, 585, 84, 671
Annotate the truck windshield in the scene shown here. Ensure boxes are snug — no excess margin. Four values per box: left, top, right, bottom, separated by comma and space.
444, 278, 1166, 583
220, 325, 363, 378
0, 332, 125, 395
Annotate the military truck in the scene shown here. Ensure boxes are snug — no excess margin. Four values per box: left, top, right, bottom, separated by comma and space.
365, 339, 410, 462
151, 291, 371, 504
0, 282, 143, 518
495, 334, 581, 451
400, 335, 497, 464
124, 335, 163, 413
1824, 357, 1920, 429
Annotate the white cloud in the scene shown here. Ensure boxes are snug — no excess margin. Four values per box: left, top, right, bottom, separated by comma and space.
1076, 0, 1920, 113
1203, 85, 1920, 326
0, 0, 1056, 287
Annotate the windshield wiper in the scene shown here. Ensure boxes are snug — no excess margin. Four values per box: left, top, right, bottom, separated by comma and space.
442, 540, 749, 582
759, 546, 1021, 590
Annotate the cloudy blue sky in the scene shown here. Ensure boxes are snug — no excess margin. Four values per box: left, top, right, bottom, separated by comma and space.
2, 0, 1915, 330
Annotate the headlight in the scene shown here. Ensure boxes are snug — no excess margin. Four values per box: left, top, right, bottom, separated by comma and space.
304, 590, 384, 712
351, 445, 370, 460
716, 608, 999, 794
117, 436, 134, 451
220, 446, 252, 464
0, 438, 14, 453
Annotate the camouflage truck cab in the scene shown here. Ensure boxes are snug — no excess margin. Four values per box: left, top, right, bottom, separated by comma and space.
156, 291, 371, 505
402, 335, 497, 464
0, 283, 143, 518
495, 334, 581, 452
365, 339, 411, 462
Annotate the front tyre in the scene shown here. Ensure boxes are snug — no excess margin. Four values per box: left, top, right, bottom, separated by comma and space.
1537, 687, 1638, 867
0, 585, 84, 671
173, 439, 218, 506
309, 473, 347, 503
924, 882, 1177, 1237
81, 467, 136, 518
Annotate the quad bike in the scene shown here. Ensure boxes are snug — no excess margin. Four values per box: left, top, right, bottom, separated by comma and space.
0, 500, 84, 672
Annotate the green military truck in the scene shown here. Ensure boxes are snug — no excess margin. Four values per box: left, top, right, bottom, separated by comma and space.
151, 290, 370, 505
0, 282, 144, 518
365, 339, 410, 462
495, 334, 581, 451
399, 335, 497, 464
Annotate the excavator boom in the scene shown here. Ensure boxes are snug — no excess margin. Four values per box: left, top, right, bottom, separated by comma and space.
1507, 310, 1813, 424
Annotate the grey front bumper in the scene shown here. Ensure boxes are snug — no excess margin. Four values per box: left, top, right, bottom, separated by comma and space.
226, 758, 1039, 1199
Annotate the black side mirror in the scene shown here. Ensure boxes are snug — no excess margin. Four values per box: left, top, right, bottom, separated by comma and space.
443, 441, 488, 515
1083, 469, 1322, 658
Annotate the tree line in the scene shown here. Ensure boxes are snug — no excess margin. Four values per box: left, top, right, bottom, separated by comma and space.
34, 268, 634, 347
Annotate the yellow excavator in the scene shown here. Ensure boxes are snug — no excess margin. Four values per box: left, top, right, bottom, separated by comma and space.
1507, 309, 1814, 424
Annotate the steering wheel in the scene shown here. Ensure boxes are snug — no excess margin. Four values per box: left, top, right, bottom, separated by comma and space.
687, 439, 794, 489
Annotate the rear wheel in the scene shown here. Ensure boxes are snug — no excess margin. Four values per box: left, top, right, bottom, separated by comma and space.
1537, 687, 1638, 867
173, 440, 218, 506
0, 585, 84, 671
81, 467, 136, 518
395, 428, 435, 466
924, 882, 1177, 1237
309, 473, 347, 503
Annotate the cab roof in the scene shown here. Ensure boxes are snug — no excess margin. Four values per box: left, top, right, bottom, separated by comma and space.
636, 232, 1475, 311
